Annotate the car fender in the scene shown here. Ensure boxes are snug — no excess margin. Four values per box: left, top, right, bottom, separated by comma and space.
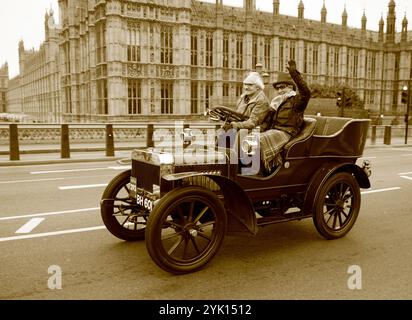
303, 162, 370, 215
163, 173, 258, 235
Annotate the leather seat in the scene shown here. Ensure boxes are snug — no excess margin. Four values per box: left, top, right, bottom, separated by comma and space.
283, 117, 317, 152
312, 116, 351, 136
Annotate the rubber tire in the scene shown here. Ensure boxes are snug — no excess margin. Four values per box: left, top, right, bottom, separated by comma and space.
313, 172, 361, 240
145, 186, 227, 274
101, 170, 146, 241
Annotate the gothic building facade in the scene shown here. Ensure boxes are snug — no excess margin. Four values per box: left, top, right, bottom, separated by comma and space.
0, 63, 8, 113
20, 10, 60, 122
7, 0, 412, 122
6, 75, 22, 115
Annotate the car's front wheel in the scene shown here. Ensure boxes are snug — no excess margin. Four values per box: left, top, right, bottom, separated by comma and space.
101, 170, 148, 241
145, 186, 227, 274
313, 172, 361, 240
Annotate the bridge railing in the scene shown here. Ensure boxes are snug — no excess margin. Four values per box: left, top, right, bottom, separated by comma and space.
0, 122, 219, 161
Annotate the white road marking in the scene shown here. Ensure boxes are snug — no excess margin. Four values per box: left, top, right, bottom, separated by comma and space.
31, 168, 108, 174
361, 187, 401, 195
0, 226, 106, 243
400, 176, 412, 181
359, 157, 377, 160
401, 154, 412, 157
0, 178, 65, 184
108, 166, 131, 170
389, 148, 412, 151
0, 207, 99, 221
398, 172, 412, 175
58, 183, 108, 190
15, 218, 45, 234
30, 166, 130, 174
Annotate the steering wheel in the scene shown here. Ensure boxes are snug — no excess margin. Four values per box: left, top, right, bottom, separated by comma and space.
207, 106, 249, 123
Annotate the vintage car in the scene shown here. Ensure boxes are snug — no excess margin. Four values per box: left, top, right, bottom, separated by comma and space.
100, 106, 372, 274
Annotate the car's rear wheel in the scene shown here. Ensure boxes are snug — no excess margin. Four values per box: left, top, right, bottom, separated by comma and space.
145, 186, 227, 274
101, 170, 147, 241
313, 172, 361, 240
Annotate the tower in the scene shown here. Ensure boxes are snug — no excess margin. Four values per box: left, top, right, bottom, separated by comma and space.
18, 40, 26, 75
401, 14, 408, 42
298, 0, 304, 20
361, 10, 367, 31
44, 10, 50, 39
342, 5, 348, 28
273, 0, 279, 16
386, 0, 396, 43
379, 14, 385, 42
321, 1, 327, 24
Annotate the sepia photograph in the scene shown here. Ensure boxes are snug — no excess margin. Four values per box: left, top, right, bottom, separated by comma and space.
0, 0, 411, 308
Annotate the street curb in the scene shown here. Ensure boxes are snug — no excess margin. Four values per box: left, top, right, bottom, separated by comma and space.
0, 157, 125, 167
365, 144, 412, 149
0, 146, 137, 156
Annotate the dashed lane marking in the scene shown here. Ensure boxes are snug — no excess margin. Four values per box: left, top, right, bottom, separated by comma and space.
15, 218, 45, 234
398, 172, 412, 180
30, 166, 130, 174
0, 178, 65, 184
361, 187, 401, 195
0, 207, 99, 221
0, 226, 106, 243
58, 183, 108, 190
31, 168, 108, 174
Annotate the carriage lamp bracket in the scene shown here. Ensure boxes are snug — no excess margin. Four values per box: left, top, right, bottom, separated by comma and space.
361, 160, 372, 177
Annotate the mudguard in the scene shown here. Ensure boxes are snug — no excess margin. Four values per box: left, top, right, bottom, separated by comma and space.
303, 162, 370, 215
163, 173, 258, 235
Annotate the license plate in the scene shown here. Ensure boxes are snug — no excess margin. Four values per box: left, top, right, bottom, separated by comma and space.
129, 177, 154, 211
136, 193, 154, 212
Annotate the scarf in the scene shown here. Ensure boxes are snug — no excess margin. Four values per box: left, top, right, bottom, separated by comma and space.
270, 91, 297, 111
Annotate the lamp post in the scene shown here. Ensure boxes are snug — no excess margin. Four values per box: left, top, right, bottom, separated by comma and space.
336, 87, 346, 117
402, 83, 410, 144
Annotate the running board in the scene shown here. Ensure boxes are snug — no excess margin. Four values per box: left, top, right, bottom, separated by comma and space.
257, 212, 311, 227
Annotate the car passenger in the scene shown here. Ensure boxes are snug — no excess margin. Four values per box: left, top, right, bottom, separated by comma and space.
260, 60, 311, 173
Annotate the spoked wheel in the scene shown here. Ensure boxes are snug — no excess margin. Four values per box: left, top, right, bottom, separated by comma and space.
208, 106, 248, 122
101, 170, 148, 241
145, 186, 227, 274
313, 172, 361, 240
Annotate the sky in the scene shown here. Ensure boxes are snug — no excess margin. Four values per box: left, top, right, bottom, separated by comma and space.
0, 0, 411, 78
